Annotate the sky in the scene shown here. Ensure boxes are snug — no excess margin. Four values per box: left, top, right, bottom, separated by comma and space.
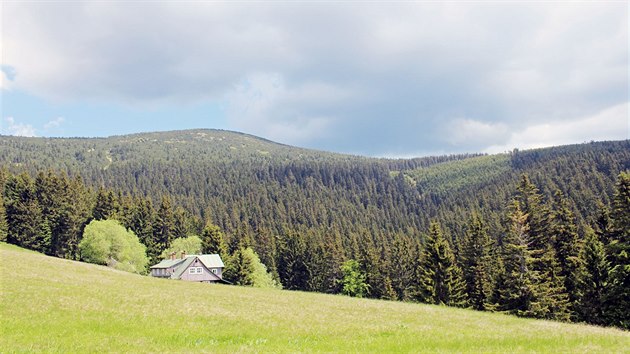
1, 2, 628, 157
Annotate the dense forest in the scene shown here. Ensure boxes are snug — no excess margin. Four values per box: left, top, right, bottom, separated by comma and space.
1, 130, 628, 328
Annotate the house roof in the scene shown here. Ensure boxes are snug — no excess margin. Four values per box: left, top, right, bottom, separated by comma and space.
197, 254, 225, 268
150, 258, 186, 269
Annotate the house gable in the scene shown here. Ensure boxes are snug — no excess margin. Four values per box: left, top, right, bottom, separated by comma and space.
177, 256, 222, 282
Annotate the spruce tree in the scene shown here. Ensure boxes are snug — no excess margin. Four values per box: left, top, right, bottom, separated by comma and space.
4, 173, 50, 252
201, 222, 228, 257
127, 198, 156, 260
603, 171, 630, 329
358, 239, 388, 299
460, 213, 493, 310
549, 190, 582, 315
514, 175, 550, 251
277, 231, 311, 290
93, 187, 119, 220
389, 236, 417, 301
416, 222, 467, 307
495, 201, 538, 316
532, 245, 570, 321
224, 247, 255, 286
153, 195, 175, 262
577, 228, 609, 325
0, 192, 7, 242
513, 175, 570, 321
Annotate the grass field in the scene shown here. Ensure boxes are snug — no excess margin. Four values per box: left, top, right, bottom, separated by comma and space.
1, 242, 628, 353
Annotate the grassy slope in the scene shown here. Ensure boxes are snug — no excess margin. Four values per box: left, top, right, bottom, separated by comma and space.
1, 243, 628, 353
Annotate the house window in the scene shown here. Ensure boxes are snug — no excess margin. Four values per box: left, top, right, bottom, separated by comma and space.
189, 267, 203, 274
211, 269, 218, 274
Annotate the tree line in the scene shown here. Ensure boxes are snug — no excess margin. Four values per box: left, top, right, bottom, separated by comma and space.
1, 166, 628, 329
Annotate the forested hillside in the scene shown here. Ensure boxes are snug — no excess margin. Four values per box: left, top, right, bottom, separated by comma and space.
1, 130, 628, 328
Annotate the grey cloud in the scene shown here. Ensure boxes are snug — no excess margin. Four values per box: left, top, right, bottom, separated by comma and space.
3, 2, 628, 155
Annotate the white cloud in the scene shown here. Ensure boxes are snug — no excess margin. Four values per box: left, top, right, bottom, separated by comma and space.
44, 117, 65, 129
484, 102, 629, 154
446, 118, 509, 149
224, 73, 341, 144
1, 2, 627, 155
1, 117, 37, 137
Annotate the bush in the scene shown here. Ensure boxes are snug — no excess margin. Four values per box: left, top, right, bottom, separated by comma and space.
79, 219, 148, 274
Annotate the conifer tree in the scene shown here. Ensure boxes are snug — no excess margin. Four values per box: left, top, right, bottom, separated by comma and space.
514, 175, 550, 251
389, 236, 417, 301
549, 190, 582, 313
495, 201, 537, 316
4, 173, 50, 252
381, 276, 398, 301
416, 222, 467, 307
603, 171, 630, 329
277, 231, 311, 290
201, 222, 228, 257
224, 247, 255, 286
358, 238, 388, 299
577, 228, 608, 325
93, 187, 119, 220
461, 213, 493, 310
512, 175, 570, 320
0, 192, 7, 242
533, 245, 571, 321
153, 195, 175, 261
127, 197, 156, 259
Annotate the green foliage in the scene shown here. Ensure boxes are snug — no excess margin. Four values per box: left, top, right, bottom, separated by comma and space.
223, 247, 279, 288
0, 132, 628, 327
416, 222, 467, 307
224, 247, 255, 286
78, 219, 148, 274
93, 187, 119, 220
497, 197, 570, 321
243, 247, 281, 289
277, 231, 311, 290
159, 235, 202, 260
603, 171, 630, 329
4, 173, 49, 252
412, 154, 511, 196
460, 213, 493, 310
0, 192, 6, 242
549, 190, 582, 315
577, 228, 609, 325
495, 201, 538, 316
339, 259, 369, 298
201, 222, 228, 257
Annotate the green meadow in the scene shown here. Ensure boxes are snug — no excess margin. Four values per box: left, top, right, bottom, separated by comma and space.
1, 242, 628, 353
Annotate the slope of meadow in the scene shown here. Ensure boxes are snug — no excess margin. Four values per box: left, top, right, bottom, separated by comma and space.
1, 243, 628, 353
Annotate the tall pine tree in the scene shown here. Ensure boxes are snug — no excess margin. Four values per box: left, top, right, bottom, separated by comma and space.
495, 201, 538, 316
549, 190, 582, 315
577, 228, 609, 325
416, 222, 467, 307
460, 213, 493, 310
603, 171, 630, 329
201, 222, 228, 257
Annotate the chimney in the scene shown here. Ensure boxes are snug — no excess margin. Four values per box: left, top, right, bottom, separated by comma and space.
170, 252, 176, 261
181, 250, 187, 259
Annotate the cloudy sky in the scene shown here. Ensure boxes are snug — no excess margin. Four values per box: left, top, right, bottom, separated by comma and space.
1, 2, 628, 157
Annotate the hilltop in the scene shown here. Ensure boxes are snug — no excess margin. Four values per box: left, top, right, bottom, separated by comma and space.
1, 130, 628, 237
1, 242, 628, 353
